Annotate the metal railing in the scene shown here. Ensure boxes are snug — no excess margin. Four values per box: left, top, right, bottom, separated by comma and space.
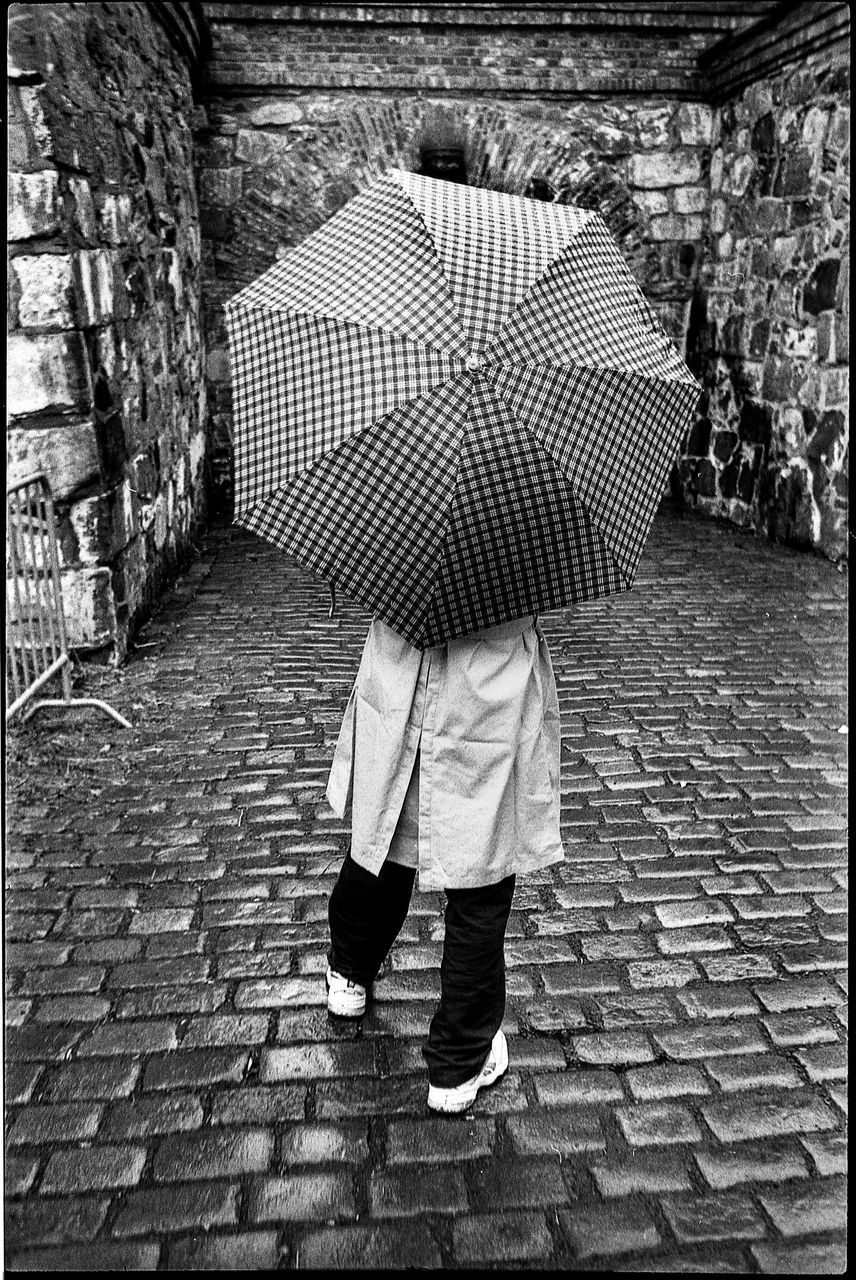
6, 473, 131, 728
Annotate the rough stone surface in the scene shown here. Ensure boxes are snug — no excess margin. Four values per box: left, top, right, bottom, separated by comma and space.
681, 41, 849, 560
4, 511, 846, 1270
6, 1, 207, 659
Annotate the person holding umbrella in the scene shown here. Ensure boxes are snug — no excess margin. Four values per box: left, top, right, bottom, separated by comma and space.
324, 605, 563, 1112
225, 169, 700, 1114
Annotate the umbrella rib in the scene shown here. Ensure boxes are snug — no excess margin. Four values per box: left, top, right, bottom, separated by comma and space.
483, 356, 700, 390
411, 380, 477, 646
394, 187, 472, 356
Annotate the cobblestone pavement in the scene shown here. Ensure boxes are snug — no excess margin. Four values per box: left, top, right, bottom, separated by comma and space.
4, 508, 847, 1272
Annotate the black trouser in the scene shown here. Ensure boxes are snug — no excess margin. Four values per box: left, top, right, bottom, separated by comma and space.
327, 850, 515, 1087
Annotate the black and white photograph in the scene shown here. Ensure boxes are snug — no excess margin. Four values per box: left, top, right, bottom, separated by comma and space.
5, 0, 848, 1270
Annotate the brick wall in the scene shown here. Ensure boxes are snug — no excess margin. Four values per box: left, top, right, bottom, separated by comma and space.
7, 1, 207, 658
680, 9, 850, 559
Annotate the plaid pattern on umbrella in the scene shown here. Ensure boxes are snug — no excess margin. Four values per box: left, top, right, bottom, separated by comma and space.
226, 168, 700, 647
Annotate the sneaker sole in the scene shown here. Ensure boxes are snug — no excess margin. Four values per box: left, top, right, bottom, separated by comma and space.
427, 1035, 509, 1114
325, 976, 367, 1018
326, 993, 366, 1017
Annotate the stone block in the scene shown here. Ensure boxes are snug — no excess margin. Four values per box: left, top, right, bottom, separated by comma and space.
234, 130, 296, 166
199, 168, 243, 207
76, 250, 115, 326
672, 186, 708, 214
68, 178, 98, 243
8, 170, 61, 240
98, 193, 133, 247
6, 421, 101, 500
816, 311, 837, 363
629, 151, 701, 189
634, 190, 670, 217
69, 481, 139, 567
802, 106, 830, 150
11, 254, 76, 328
634, 106, 672, 148
723, 154, 754, 198
7, 332, 92, 417
59, 567, 117, 650
648, 214, 703, 243
248, 102, 304, 127
676, 103, 713, 146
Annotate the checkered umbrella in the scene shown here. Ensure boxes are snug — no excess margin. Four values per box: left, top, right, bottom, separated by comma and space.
225, 169, 700, 647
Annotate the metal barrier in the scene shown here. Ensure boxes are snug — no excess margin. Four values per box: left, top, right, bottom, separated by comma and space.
6, 473, 131, 728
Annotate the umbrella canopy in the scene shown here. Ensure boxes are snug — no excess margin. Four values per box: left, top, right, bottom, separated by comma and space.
225, 168, 700, 647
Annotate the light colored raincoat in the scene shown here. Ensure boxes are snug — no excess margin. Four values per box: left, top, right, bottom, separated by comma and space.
326, 615, 564, 891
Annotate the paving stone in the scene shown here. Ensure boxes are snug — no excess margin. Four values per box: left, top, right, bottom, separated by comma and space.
298, 1223, 441, 1268
560, 1202, 661, 1258
385, 1117, 495, 1164
260, 1040, 375, 1080
572, 1029, 655, 1066
677, 984, 760, 1019
166, 1231, 281, 1270
794, 1043, 847, 1081
700, 953, 778, 981
209, 1084, 306, 1125
701, 1092, 838, 1141
661, 1192, 767, 1242
591, 1152, 693, 1197
695, 1143, 810, 1189
5, 1153, 40, 1197
41, 1145, 148, 1193
112, 1183, 240, 1237
506, 1109, 606, 1156
6, 1101, 102, 1146
534, 1069, 624, 1105
524, 995, 588, 1032
279, 1122, 369, 1165
763, 1011, 840, 1047
625, 1062, 709, 1100
655, 899, 734, 927
754, 976, 843, 1012
77, 1020, 179, 1055
369, 1165, 468, 1219
800, 1131, 847, 1176
142, 1048, 249, 1091
452, 1211, 554, 1264
248, 1171, 356, 1223
628, 958, 702, 987
154, 1129, 273, 1181
757, 1178, 847, 1236
5, 1196, 110, 1246
751, 1240, 848, 1274
595, 992, 680, 1028
38, 1058, 141, 1101
102, 1094, 204, 1139
616, 1103, 702, 1146
8, 1243, 161, 1271
705, 1052, 803, 1091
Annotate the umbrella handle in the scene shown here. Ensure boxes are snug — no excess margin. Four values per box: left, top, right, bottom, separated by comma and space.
329, 579, 337, 618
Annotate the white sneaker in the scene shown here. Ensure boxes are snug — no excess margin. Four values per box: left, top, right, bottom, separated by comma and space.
325, 965, 367, 1017
427, 1029, 509, 1114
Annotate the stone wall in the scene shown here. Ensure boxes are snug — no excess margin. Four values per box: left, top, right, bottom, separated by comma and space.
7, 1, 207, 658
678, 12, 850, 560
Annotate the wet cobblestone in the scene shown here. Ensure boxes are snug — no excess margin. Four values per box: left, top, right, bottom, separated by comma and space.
5, 509, 847, 1270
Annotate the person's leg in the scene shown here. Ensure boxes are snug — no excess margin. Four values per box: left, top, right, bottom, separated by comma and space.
423, 874, 516, 1087
328, 848, 416, 989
